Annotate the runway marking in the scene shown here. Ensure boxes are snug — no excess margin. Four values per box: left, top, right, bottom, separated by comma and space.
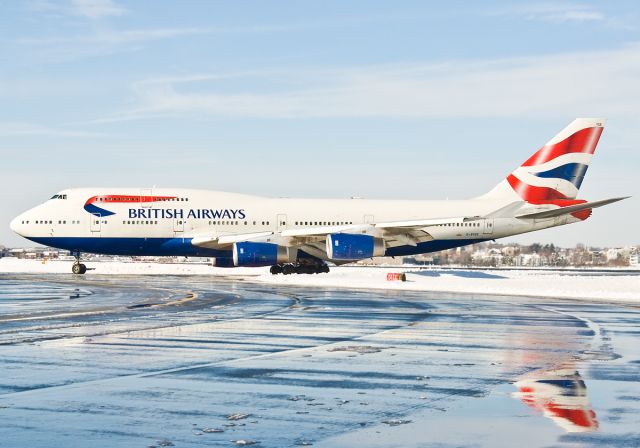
151, 291, 198, 308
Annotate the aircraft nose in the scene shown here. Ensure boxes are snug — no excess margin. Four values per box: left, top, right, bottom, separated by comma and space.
10, 215, 22, 235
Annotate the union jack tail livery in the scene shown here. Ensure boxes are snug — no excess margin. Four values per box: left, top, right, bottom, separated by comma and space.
483, 118, 605, 204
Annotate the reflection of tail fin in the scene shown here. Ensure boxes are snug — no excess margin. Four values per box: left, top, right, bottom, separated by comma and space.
482, 118, 605, 203
513, 368, 599, 433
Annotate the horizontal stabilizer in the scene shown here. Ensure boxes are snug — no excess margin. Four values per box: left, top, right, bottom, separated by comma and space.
516, 197, 629, 219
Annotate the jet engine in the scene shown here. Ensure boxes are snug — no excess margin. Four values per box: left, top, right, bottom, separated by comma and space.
233, 241, 290, 267
326, 233, 385, 260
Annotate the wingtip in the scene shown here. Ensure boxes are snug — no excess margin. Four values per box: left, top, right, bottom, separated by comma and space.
601, 196, 630, 206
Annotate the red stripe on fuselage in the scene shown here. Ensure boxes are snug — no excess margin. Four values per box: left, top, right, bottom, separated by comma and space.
522, 126, 603, 167
85, 195, 176, 205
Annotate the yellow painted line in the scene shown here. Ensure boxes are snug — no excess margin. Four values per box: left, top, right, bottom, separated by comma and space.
152, 291, 199, 308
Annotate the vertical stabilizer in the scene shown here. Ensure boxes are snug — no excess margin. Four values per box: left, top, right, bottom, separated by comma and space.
480, 118, 605, 203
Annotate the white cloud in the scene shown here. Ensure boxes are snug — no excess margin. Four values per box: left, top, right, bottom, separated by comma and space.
492, 2, 604, 23
0, 122, 105, 138
26, 0, 126, 20
108, 44, 640, 121
10, 27, 211, 64
16, 27, 207, 46
71, 0, 126, 19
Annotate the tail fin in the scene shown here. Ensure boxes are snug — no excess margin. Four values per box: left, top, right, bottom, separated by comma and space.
481, 118, 605, 203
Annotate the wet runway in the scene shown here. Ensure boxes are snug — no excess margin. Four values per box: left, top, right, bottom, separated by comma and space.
0, 274, 639, 447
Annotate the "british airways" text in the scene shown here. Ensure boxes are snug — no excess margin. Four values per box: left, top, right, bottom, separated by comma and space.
129, 208, 246, 220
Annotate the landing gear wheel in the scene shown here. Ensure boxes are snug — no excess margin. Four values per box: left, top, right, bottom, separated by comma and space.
72, 263, 87, 275
282, 264, 295, 275
302, 265, 315, 275
270, 265, 283, 275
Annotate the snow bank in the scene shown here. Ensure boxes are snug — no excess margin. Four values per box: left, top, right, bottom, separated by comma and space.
255, 266, 640, 303
1, 258, 638, 303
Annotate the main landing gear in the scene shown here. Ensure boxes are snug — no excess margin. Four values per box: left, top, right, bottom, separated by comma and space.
270, 262, 330, 275
71, 251, 87, 275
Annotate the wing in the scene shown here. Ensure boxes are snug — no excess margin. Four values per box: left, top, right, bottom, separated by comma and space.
190, 216, 479, 260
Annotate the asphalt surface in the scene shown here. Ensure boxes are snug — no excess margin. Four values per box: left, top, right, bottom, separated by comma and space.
0, 274, 639, 447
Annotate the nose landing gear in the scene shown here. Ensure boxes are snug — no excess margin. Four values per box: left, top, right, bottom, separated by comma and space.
72, 263, 87, 275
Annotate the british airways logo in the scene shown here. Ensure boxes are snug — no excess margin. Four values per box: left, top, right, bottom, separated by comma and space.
84, 195, 176, 217
84, 195, 246, 220
129, 208, 246, 220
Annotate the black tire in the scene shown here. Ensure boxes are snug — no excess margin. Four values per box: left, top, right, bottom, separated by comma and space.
270, 265, 282, 275
282, 264, 295, 275
79, 264, 87, 274
72, 263, 84, 274
321, 264, 330, 273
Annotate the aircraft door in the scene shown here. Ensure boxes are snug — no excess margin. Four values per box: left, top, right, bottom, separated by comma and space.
277, 214, 287, 232
90, 214, 101, 233
482, 218, 494, 235
364, 214, 375, 225
173, 217, 184, 234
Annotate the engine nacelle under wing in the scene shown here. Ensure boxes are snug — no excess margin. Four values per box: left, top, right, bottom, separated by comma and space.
233, 241, 289, 267
326, 233, 385, 260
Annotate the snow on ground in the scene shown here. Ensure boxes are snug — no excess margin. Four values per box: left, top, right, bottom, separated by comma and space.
1, 257, 639, 303
258, 266, 640, 303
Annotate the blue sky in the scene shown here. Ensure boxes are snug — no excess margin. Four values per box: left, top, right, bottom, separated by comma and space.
1, 0, 639, 247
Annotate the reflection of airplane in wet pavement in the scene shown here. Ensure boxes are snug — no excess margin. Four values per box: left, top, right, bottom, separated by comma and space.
513, 366, 598, 432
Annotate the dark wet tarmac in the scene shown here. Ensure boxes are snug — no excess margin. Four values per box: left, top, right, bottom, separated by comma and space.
0, 274, 639, 447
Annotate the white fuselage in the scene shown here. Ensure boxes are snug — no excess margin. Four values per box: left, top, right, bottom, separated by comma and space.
10, 187, 579, 262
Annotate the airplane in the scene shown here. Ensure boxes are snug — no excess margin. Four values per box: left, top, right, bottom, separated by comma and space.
10, 118, 628, 275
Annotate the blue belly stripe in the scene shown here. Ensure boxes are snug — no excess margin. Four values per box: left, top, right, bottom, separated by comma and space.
27, 236, 229, 258
25, 236, 489, 260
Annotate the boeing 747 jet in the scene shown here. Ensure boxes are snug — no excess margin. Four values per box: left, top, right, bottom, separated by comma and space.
10, 118, 627, 274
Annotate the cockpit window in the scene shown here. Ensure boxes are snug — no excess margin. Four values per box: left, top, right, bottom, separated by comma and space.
50, 194, 67, 200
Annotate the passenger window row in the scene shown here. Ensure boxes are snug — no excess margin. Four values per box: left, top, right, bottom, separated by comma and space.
294, 221, 353, 226
122, 220, 159, 225
208, 221, 245, 226
436, 222, 481, 227
32, 220, 80, 225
